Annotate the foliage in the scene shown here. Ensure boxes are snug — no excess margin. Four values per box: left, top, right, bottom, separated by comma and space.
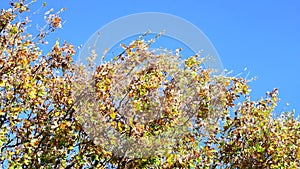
0, 1, 299, 168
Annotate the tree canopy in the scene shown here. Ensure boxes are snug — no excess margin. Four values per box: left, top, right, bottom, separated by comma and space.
0, 1, 299, 168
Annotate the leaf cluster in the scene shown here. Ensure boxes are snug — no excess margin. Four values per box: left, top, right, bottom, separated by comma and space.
0, 1, 299, 168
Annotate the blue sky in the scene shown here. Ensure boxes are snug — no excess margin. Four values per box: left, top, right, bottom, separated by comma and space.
1, 0, 299, 116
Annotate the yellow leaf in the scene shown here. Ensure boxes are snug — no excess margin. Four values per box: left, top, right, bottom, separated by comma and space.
67, 99, 73, 105
0, 79, 6, 87
11, 107, 21, 112
68, 146, 73, 150
99, 104, 106, 110
118, 122, 122, 131
29, 89, 37, 99
110, 112, 116, 119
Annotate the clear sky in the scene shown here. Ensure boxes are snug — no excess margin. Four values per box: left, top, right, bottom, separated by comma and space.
1, 0, 299, 116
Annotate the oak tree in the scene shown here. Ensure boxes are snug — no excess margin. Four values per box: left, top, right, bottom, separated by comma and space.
0, 1, 299, 168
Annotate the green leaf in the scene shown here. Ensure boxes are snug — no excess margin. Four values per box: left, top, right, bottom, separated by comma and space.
38, 91, 47, 97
